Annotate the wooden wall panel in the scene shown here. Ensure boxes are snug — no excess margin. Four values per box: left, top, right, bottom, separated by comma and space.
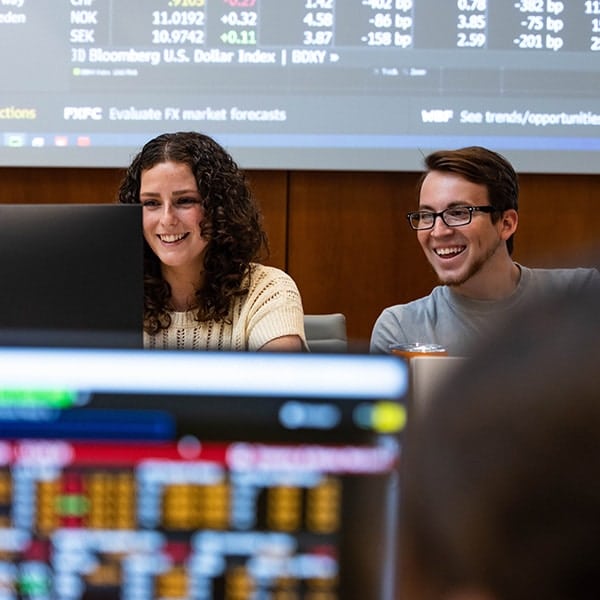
514, 173, 600, 268
1, 167, 598, 349
286, 170, 437, 348
245, 170, 288, 271
0, 167, 124, 204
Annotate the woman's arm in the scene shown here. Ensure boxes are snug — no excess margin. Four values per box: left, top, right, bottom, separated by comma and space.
259, 334, 304, 352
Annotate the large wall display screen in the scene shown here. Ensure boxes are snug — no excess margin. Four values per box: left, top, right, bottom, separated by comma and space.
1, 0, 599, 173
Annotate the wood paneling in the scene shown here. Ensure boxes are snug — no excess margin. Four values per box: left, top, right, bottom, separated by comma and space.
0, 167, 124, 204
514, 173, 600, 268
286, 170, 436, 348
245, 170, 288, 271
1, 167, 598, 347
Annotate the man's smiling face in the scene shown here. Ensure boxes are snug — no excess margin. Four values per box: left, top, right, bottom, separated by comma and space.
417, 170, 506, 287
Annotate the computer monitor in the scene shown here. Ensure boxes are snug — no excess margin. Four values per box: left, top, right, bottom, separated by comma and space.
0, 348, 408, 600
0, 204, 143, 348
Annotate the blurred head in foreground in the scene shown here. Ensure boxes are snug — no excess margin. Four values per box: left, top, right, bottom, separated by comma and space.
399, 283, 600, 600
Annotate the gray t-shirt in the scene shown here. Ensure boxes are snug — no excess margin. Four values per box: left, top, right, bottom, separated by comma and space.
370, 265, 600, 356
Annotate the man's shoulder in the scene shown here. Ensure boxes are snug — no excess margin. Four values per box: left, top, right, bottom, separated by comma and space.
379, 286, 449, 320
371, 286, 455, 353
523, 265, 600, 290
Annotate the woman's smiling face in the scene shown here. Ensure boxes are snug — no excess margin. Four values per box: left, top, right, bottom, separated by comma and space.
140, 161, 208, 273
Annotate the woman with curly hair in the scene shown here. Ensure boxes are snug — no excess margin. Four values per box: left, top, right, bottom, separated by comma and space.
118, 131, 306, 351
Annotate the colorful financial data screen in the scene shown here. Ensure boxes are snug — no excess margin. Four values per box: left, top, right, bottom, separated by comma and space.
0, 349, 408, 600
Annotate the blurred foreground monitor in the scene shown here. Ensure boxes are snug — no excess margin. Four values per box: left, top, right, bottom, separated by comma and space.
0, 204, 143, 349
0, 348, 408, 600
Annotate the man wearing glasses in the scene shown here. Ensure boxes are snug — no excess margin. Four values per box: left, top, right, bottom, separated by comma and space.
370, 146, 600, 355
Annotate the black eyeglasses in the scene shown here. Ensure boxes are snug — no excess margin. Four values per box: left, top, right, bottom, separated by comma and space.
406, 205, 498, 230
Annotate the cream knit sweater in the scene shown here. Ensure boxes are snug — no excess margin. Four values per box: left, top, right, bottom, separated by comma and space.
144, 263, 306, 351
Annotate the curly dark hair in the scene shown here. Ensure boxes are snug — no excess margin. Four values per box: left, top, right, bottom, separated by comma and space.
118, 131, 269, 334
